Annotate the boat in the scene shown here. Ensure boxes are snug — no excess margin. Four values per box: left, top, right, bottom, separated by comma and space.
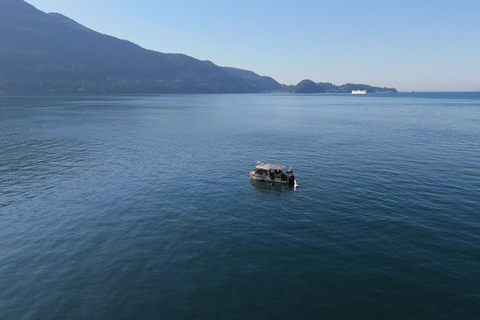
250, 162, 296, 186
351, 90, 367, 94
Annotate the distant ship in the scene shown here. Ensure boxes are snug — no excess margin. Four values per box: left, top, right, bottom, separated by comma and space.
351, 90, 367, 94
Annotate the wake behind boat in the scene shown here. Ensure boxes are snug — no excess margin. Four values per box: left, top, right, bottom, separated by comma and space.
250, 162, 297, 187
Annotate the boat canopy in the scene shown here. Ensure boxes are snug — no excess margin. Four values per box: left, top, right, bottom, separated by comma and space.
255, 163, 286, 170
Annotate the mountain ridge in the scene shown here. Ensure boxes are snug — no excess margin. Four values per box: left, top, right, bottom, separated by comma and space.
0, 0, 397, 94
0, 0, 280, 94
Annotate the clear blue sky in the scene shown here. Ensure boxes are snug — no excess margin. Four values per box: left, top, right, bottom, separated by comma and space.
26, 0, 480, 91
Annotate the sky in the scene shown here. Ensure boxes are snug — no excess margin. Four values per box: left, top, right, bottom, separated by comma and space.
25, 0, 480, 91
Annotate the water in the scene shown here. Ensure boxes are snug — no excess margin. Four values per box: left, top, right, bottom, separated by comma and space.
1, 93, 480, 319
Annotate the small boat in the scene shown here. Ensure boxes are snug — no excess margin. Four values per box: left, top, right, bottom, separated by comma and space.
250, 162, 296, 185
351, 90, 367, 94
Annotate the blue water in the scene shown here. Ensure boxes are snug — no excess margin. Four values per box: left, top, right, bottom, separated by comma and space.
1, 93, 480, 319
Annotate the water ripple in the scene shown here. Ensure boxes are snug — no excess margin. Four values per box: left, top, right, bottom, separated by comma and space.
1, 94, 480, 319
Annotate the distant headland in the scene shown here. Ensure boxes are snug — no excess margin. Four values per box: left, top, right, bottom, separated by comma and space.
282, 80, 397, 94
0, 0, 397, 95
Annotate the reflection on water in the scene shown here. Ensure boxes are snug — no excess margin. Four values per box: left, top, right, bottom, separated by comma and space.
250, 179, 295, 195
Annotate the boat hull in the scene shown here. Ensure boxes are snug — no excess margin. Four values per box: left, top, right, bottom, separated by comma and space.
250, 171, 294, 184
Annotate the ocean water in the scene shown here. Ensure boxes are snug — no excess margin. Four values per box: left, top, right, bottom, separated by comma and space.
1, 93, 479, 319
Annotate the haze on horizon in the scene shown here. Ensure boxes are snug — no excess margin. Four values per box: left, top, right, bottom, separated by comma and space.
25, 0, 480, 92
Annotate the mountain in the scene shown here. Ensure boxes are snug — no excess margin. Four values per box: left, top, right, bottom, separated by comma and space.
222, 67, 282, 92
0, 0, 397, 95
0, 0, 280, 94
292, 79, 397, 93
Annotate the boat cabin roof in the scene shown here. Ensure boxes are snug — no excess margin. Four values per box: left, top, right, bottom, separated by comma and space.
255, 163, 286, 170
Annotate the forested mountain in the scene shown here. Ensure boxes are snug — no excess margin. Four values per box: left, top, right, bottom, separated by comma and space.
0, 0, 281, 94
0, 0, 397, 95
222, 67, 282, 92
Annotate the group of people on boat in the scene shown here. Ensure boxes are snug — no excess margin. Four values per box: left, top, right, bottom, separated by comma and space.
269, 169, 288, 181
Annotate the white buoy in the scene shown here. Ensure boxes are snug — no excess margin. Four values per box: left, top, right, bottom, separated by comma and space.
294, 179, 298, 189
